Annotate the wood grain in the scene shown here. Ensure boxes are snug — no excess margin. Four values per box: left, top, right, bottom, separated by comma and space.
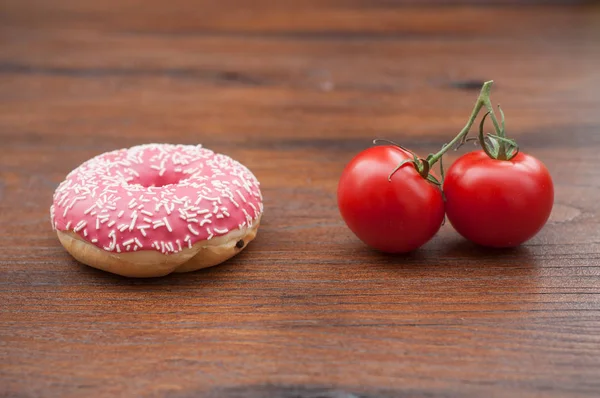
1, 1, 600, 397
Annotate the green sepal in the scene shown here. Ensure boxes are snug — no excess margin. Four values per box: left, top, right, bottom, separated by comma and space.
498, 105, 506, 134
426, 174, 442, 186
387, 159, 416, 182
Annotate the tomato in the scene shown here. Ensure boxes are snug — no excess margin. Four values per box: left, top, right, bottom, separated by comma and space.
444, 150, 554, 248
337, 145, 445, 253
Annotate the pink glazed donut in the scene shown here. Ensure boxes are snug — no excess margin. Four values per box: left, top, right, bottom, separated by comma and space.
50, 143, 263, 277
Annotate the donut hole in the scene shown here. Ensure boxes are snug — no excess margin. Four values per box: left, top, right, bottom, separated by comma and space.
129, 169, 187, 188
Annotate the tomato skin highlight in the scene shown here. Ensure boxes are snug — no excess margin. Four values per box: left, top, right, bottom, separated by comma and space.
337, 145, 445, 253
444, 150, 554, 248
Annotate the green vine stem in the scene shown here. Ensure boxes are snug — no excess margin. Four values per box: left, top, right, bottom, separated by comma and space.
427, 80, 496, 166
379, 80, 517, 185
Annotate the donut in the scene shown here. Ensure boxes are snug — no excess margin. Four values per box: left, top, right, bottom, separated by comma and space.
50, 143, 263, 277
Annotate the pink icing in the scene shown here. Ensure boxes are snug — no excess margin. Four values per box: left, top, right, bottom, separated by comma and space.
50, 144, 263, 254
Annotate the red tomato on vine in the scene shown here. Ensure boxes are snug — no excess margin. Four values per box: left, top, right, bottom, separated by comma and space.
337, 80, 553, 253
444, 150, 553, 247
337, 144, 445, 253
443, 91, 554, 247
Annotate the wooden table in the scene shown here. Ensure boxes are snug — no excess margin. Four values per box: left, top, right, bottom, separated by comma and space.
2, 1, 600, 397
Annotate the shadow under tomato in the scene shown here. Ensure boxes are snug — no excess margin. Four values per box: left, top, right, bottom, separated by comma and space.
439, 238, 537, 267
344, 241, 437, 272
346, 235, 539, 274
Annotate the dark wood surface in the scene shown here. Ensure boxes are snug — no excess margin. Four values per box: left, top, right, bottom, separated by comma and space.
2, 1, 600, 397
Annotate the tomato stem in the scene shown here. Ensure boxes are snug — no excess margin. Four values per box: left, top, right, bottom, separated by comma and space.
427, 80, 495, 167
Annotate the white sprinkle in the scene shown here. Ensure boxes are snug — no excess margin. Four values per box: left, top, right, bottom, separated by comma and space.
143, 217, 153, 223
108, 230, 117, 250
236, 189, 247, 203
184, 235, 191, 241
200, 219, 212, 226
57, 193, 68, 207
163, 217, 172, 232
167, 242, 175, 252
186, 218, 198, 223
160, 241, 166, 253
150, 165, 161, 171
83, 204, 97, 215
197, 209, 210, 214
152, 221, 165, 229
123, 238, 135, 246
133, 246, 138, 251
117, 210, 125, 218
107, 220, 116, 228
207, 228, 214, 240
116, 244, 121, 253
139, 228, 147, 237
187, 239, 192, 248
249, 203, 257, 214
83, 229, 88, 237
176, 240, 182, 251
126, 245, 131, 251
141, 210, 154, 217
66, 221, 72, 230
134, 238, 143, 248
216, 214, 224, 219
70, 196, 86, 208
137, 204, 144, 210
188, 224, 200, 235
214, 227, 228, 234
129, 211, 138, 231
118, 224, 129, 232
100, 218, 109, 224
73, 220, 87, 232
91, 238, 98, 243
96, 218, 100, 230
242, 208, 252, 223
